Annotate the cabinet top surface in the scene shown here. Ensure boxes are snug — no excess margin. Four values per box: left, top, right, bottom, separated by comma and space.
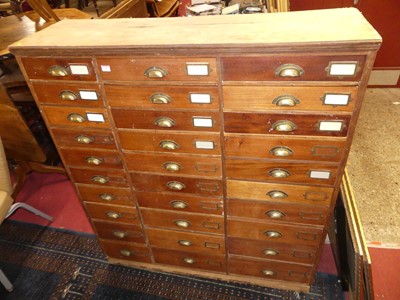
9, 8, 381, 53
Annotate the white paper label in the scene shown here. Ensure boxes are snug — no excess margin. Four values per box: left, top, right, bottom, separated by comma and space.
193, 117, 213, 127
69, 65, 89, 75
101, 65, 111, 72
190, 93, 211, 104
319, 121, 343, 131
324, 94, 350, 106
79, 91, 98, 100
187, 64, 209, 76
195, 141, 214, 149
310, 171, 331, 179
86, 113, 105, 122
329, 63, 357, 76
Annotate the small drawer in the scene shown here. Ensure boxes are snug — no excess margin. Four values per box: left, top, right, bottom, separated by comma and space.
227, 218, 323, 247
136, 191, 223, 215
152, 248, 226, 273
227, 199, 328, 225
227, 179, 333, 206
141, 209, 224, 235
229, 256, 312, 284
76, 183, 134, 206
85, 202, 139, 224
32, 82, 103, 106
225, 133, 346, 162
100, 240, 151, 263
228, 237, 316, 265
119, 130, 221, 155
97, 57, 217, 82
105, 85, 219, 109
222, 55, 365, 81
51, 128, 116, 150
60, 148, 122, 169
69, 167, 129, 187
125, 152, 222, 178
131, 173, 223, 196
92, 220, 145, 244
112, 109, 220, 132
146, 228, 226, 255
21, 57, 96, 81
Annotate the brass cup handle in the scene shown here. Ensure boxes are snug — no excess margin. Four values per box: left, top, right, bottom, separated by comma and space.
170, 201, 188, 209
98, 193, 115, 201
163, 162, 181, 172
271, 120, 297, 132
267, 190, 288, 199
268, 168, 290, 178
48, 65, 69, 77
262, 249, 279, 256
272, 95, 300, 107
167, 181, 186, 191
155, 117, 176, 128
159, 140, 180, 150
112, 230, 128, 239
264, 231, 282, 238
67, 113, 86, 123
269, 146, 293, 157
86, 156, 103, 165
106, 211, 121, 219
266, 210, 286, 219
174, 220, 191, 228
91, 176, 108, 184
149, 93, 171, 104
75, 135, 93, 144
275, 64, 304, 77
59, 90, 79, 101
178, 240, 193, 246
183, 257, 196, 264
144, 66, 167, 78
261, 270, 275, 276
120, 249, 132, 257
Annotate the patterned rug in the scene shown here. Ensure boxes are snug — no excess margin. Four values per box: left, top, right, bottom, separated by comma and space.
0, 220, 344, 299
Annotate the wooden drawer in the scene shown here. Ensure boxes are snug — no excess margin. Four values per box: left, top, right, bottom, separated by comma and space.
227, 179, 333, 206
105, 84, 219, 109
112, 109, 220, 132
92, 220, 145, 244
51, 128, 116, 150
69, 167, 129, 187
227, 199, 328, 226
136, 191, 223, 215
224, 112, 351, 137
21, 57, 96, 81
100, 240, 151, 263
225, 158, 338, 186
76, 184, 134, 206
32, 82, 103, 106
222, 55, 365, 81
146, 228, 225, 255
227, 218, 323, 247
228, 237, 316, 265
119, 130, 221, 155
85, 202, 139, 224
229, 256, 312, 284
152, 248, 226, 273
131, 173, 222, 196
223, 85, 359, 112
225, 133, 346, 162
43, 106, 110, 129
141, 209, 224, 235
60, 148, 123, 169
97, 57, 218, 82
125, 152, 222, 178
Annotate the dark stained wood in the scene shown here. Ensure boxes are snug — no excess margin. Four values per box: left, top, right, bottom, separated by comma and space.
76, 183, 134, 206
92, 220, 146, 243
51, 128, 117, 150
100, 240, 151, 263
69, 167, 129, 187
60, 148, 123, 169
85, 202, 140, 224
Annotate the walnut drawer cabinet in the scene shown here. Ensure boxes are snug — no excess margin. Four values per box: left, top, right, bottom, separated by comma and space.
10, 8, 381, 292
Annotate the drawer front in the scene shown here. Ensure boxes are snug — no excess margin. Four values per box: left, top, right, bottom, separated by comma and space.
97, 57, 218, 82
105, 85, 219, 110
227, 179, 333, 206
60, 148, 123, 169
146, 228, 225, 255
229, 256, 312, 284
119, 130, 221, 155
152, 248, 226, 273
32, 82, 103, 106
131, 173, 222, 196
92, 220, 145, 244
136, 191, 223, 215
113, 109, 220, 132
100, 240, 151, 263
226, 158, 338, 185
222, 55, 365, 81
51, 128, 116, 150
141, 209, 224, 235
21, 57, 96, 81
225, 134, 346, 162
227, 199, 328, 225
76, 184, 134, 206
85, 202, 139, 224
224, 112, 351, 137
228, 237, 316, 265
227, 218, 323, 247
69, 168, 129, 187
223, 86, 358, 112
125, 152, 222, 178
43, 106, 110, 129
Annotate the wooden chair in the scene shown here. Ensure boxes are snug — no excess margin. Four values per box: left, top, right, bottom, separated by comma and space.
101, 0, 148, 18
146, 0, 179, 17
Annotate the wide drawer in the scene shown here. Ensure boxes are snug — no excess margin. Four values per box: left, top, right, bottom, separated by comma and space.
84, 202, 139, 224
100, 240, 151, 263
125, 152, 222, 178
227, 199, 328, 226
32, 82, 103, 106
227, 179, 333, 206
69, 167, 129, 187
146, 228, 225, 255
76, 183, 134, 206
152, 248, 226, 273
222, 55, 365, 81
225, 134, 346, 162
229, 256, 312, 284
51, 128, 116, 150
92, 220, 145, 244
223, 85, 359, 112
141, 209, 224, 235
228, 237, 316, 265
136, 191, 223, 215
112, 109, 220, 132
105, 85, 219, 110
60, 148, 123, 169
97, 57, 218, 82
